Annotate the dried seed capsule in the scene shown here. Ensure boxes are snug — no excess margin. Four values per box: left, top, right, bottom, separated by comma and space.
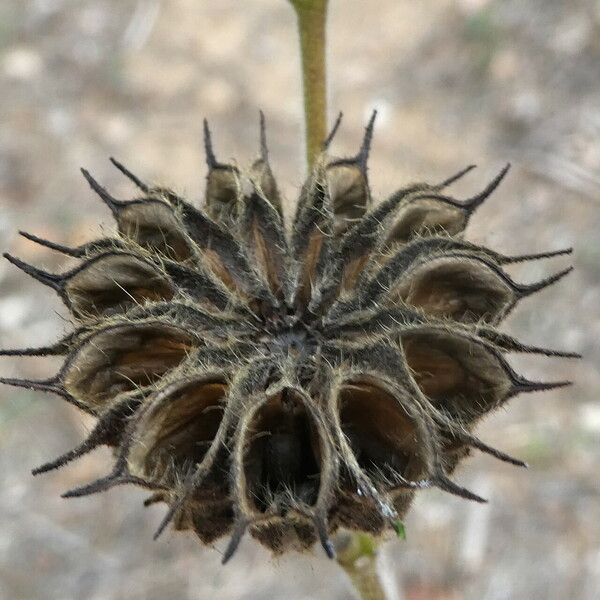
1, 115, 575, 561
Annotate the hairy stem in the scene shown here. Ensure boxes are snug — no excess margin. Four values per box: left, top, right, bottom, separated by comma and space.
289, 0, 329, 168
335, 532, 388, 600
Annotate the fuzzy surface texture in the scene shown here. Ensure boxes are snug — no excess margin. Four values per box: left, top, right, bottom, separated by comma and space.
1, 113, 575, 562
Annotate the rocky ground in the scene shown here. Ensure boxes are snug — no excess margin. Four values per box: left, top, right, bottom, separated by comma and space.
0, 1, 599, 598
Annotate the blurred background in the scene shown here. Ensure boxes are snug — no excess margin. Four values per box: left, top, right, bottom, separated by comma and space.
0, 1, 599, 598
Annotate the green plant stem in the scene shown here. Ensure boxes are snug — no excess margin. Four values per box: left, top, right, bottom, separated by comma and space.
335, 532, 387, 600
289, 0, 328, 168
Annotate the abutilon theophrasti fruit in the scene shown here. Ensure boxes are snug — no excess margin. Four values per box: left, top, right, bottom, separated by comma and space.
1, 112, 576, 562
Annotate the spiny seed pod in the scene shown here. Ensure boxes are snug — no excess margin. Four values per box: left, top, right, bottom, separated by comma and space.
1, 111, 576, 563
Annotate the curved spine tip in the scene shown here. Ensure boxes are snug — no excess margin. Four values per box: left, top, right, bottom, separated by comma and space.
0, 344, 64, 357
357, 109, 378, 170
322, 111, 343, 150
203, 118, 218, 169
511, 379, 572, 397
80, 168, 121, 214
520, 266, 573, 296
465, 435, 528, 468
32, 444, 89, 476
109, 157, 150, 193
434, 475, 487, 503
314, 515, 335, 559
153, 469, 198, 540
31, 415, 115, 475
3, 253, 62, 291
479, 328, 581, 359
0, 376, 59, 394
503, 247, 573, 264
465, 162, 511, 211
258, 110, 268, 161
18, 231, 81, 258
153, 502, 180, 541
520, 345, 581, 359
221, 519, 248, 565
438, 164, 477, 189
0, 376, 92, 414
61, 472, 121, 498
